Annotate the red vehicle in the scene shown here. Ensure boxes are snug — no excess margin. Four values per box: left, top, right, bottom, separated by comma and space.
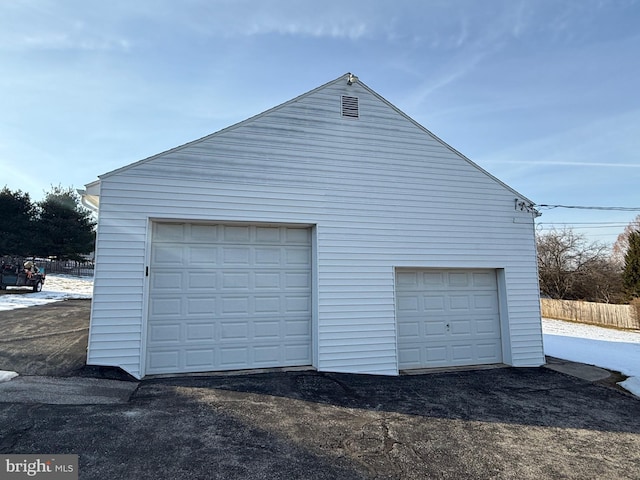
0, 258, 46, 293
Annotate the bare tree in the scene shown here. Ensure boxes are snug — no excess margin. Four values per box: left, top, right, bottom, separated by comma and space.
537, 228, 623, 302
613, 214, 640, 266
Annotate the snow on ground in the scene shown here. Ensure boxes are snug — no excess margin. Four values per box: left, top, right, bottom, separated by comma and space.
543, 318, 640, 397
0, 371, 19, 382
0, 274, 93, 311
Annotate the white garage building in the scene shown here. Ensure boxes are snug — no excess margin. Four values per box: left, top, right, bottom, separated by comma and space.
83, 73, 544, 380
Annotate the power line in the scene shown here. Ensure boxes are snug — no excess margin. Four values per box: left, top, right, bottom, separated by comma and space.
537, 204, 640, 212
537, 222, 631, 228
538, 224, 627, 230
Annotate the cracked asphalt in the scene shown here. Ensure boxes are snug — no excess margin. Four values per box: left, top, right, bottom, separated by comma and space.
1, 299, 640, 479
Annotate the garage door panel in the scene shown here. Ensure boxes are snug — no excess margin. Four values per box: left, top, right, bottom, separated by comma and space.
450, 319, 472, 335
220, 347, 249, 367
150, 297, 181, 316
148, 350, 180, 370
476, 317, 500, 335
254, 296, 281, 313
398, 321, 420, 338
154, 223, 185, 241
254, 345, 280, 363
448, 272, 469, 287
425, 321, 446, 336
149, 324, 181, 343
221, 296, 250, 314
152, 245, 184, 266
472, 275, 492, 288
185, 349, 214, 368
285, 227, 310, 243
398, 346, 421, 365
286, 295, 311, 313
153, 271, 183, 289
223, 225, 250, 242
477, 342, 501, 361
449, 295, 470, 310
186, 323, 215, 341
188, 246, 218, 265
255, 247, 281, 265
396, 271, 418, 287
186, 297, 215, 315
189, 224, 218, 241
284, 318, 311, 337
285, 271, 311, 289
397, 295, 419, 312
286, 247, 311, 265
222, 272, 250, 289
255, 272, 282, 289
424, 295, 445, 311
220, 321, 249, 340
397, 268, 502, 369
147, 223, 312, 375
285, 344, 311, 362
426, 345, 448, 363
187, 272, 216, 289
473, 293, 498, 313
423, 272, 445, 286
256, 226, 281, 242
223, 247, 251, 265
254, 321, 281, 339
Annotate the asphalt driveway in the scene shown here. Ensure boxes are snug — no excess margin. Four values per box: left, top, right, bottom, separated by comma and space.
1, 299, 639, 479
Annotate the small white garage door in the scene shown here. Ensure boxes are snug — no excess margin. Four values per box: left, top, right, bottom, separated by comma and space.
396, 268, 502, 369
146, 223, 312, 375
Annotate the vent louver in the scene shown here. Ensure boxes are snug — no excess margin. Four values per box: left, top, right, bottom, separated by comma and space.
341, 95, 359, 118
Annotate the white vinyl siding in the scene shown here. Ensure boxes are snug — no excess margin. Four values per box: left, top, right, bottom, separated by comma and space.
87, 75, 544, 379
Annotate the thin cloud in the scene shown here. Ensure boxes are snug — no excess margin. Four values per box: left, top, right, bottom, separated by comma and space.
492, 160, 640, 168
243, 19, 369, 40
6, 33, 131, 52
0, 1, 132, 52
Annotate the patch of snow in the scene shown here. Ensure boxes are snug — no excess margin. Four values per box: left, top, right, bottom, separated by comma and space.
543, 318, 640, 398
0, 371, 19, 382
618, 376, 640, 397
0, 274, 93, 311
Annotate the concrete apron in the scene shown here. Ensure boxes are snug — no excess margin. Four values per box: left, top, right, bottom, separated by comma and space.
543, 357, 613, 382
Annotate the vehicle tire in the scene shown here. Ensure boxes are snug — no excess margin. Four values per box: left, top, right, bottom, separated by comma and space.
33, 281, 42, 293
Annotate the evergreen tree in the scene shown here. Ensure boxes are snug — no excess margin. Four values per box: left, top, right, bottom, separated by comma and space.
34, 185, 96, 260
0, 186, 35, 255
623, 230, 640, 298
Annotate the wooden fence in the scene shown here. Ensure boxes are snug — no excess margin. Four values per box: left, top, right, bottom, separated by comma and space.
541, 298, 640, 330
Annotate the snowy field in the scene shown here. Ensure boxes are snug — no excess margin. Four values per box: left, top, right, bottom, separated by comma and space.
543, 318, 640, 397
1, 275, 639, 397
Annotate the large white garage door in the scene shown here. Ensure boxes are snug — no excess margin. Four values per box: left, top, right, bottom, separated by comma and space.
146, 223, 312, 375
396, 268, 502, 369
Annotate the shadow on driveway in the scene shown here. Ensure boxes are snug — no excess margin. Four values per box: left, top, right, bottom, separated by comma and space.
3, 368, 639, 479
145, 368, 640, 434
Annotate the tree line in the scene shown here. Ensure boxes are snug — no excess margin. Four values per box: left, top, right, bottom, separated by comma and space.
0, 185, 96, 261
537, 215, 640, 304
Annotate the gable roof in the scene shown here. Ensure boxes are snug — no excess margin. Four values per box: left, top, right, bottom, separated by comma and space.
91, 72, 533, 205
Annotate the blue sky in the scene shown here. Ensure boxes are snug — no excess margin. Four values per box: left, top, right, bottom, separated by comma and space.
1, 0, 639, 246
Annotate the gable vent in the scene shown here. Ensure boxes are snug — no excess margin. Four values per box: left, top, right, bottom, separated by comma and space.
341, 95, 359, 118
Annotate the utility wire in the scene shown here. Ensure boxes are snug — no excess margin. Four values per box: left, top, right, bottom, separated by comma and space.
537, 204, 640, 211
